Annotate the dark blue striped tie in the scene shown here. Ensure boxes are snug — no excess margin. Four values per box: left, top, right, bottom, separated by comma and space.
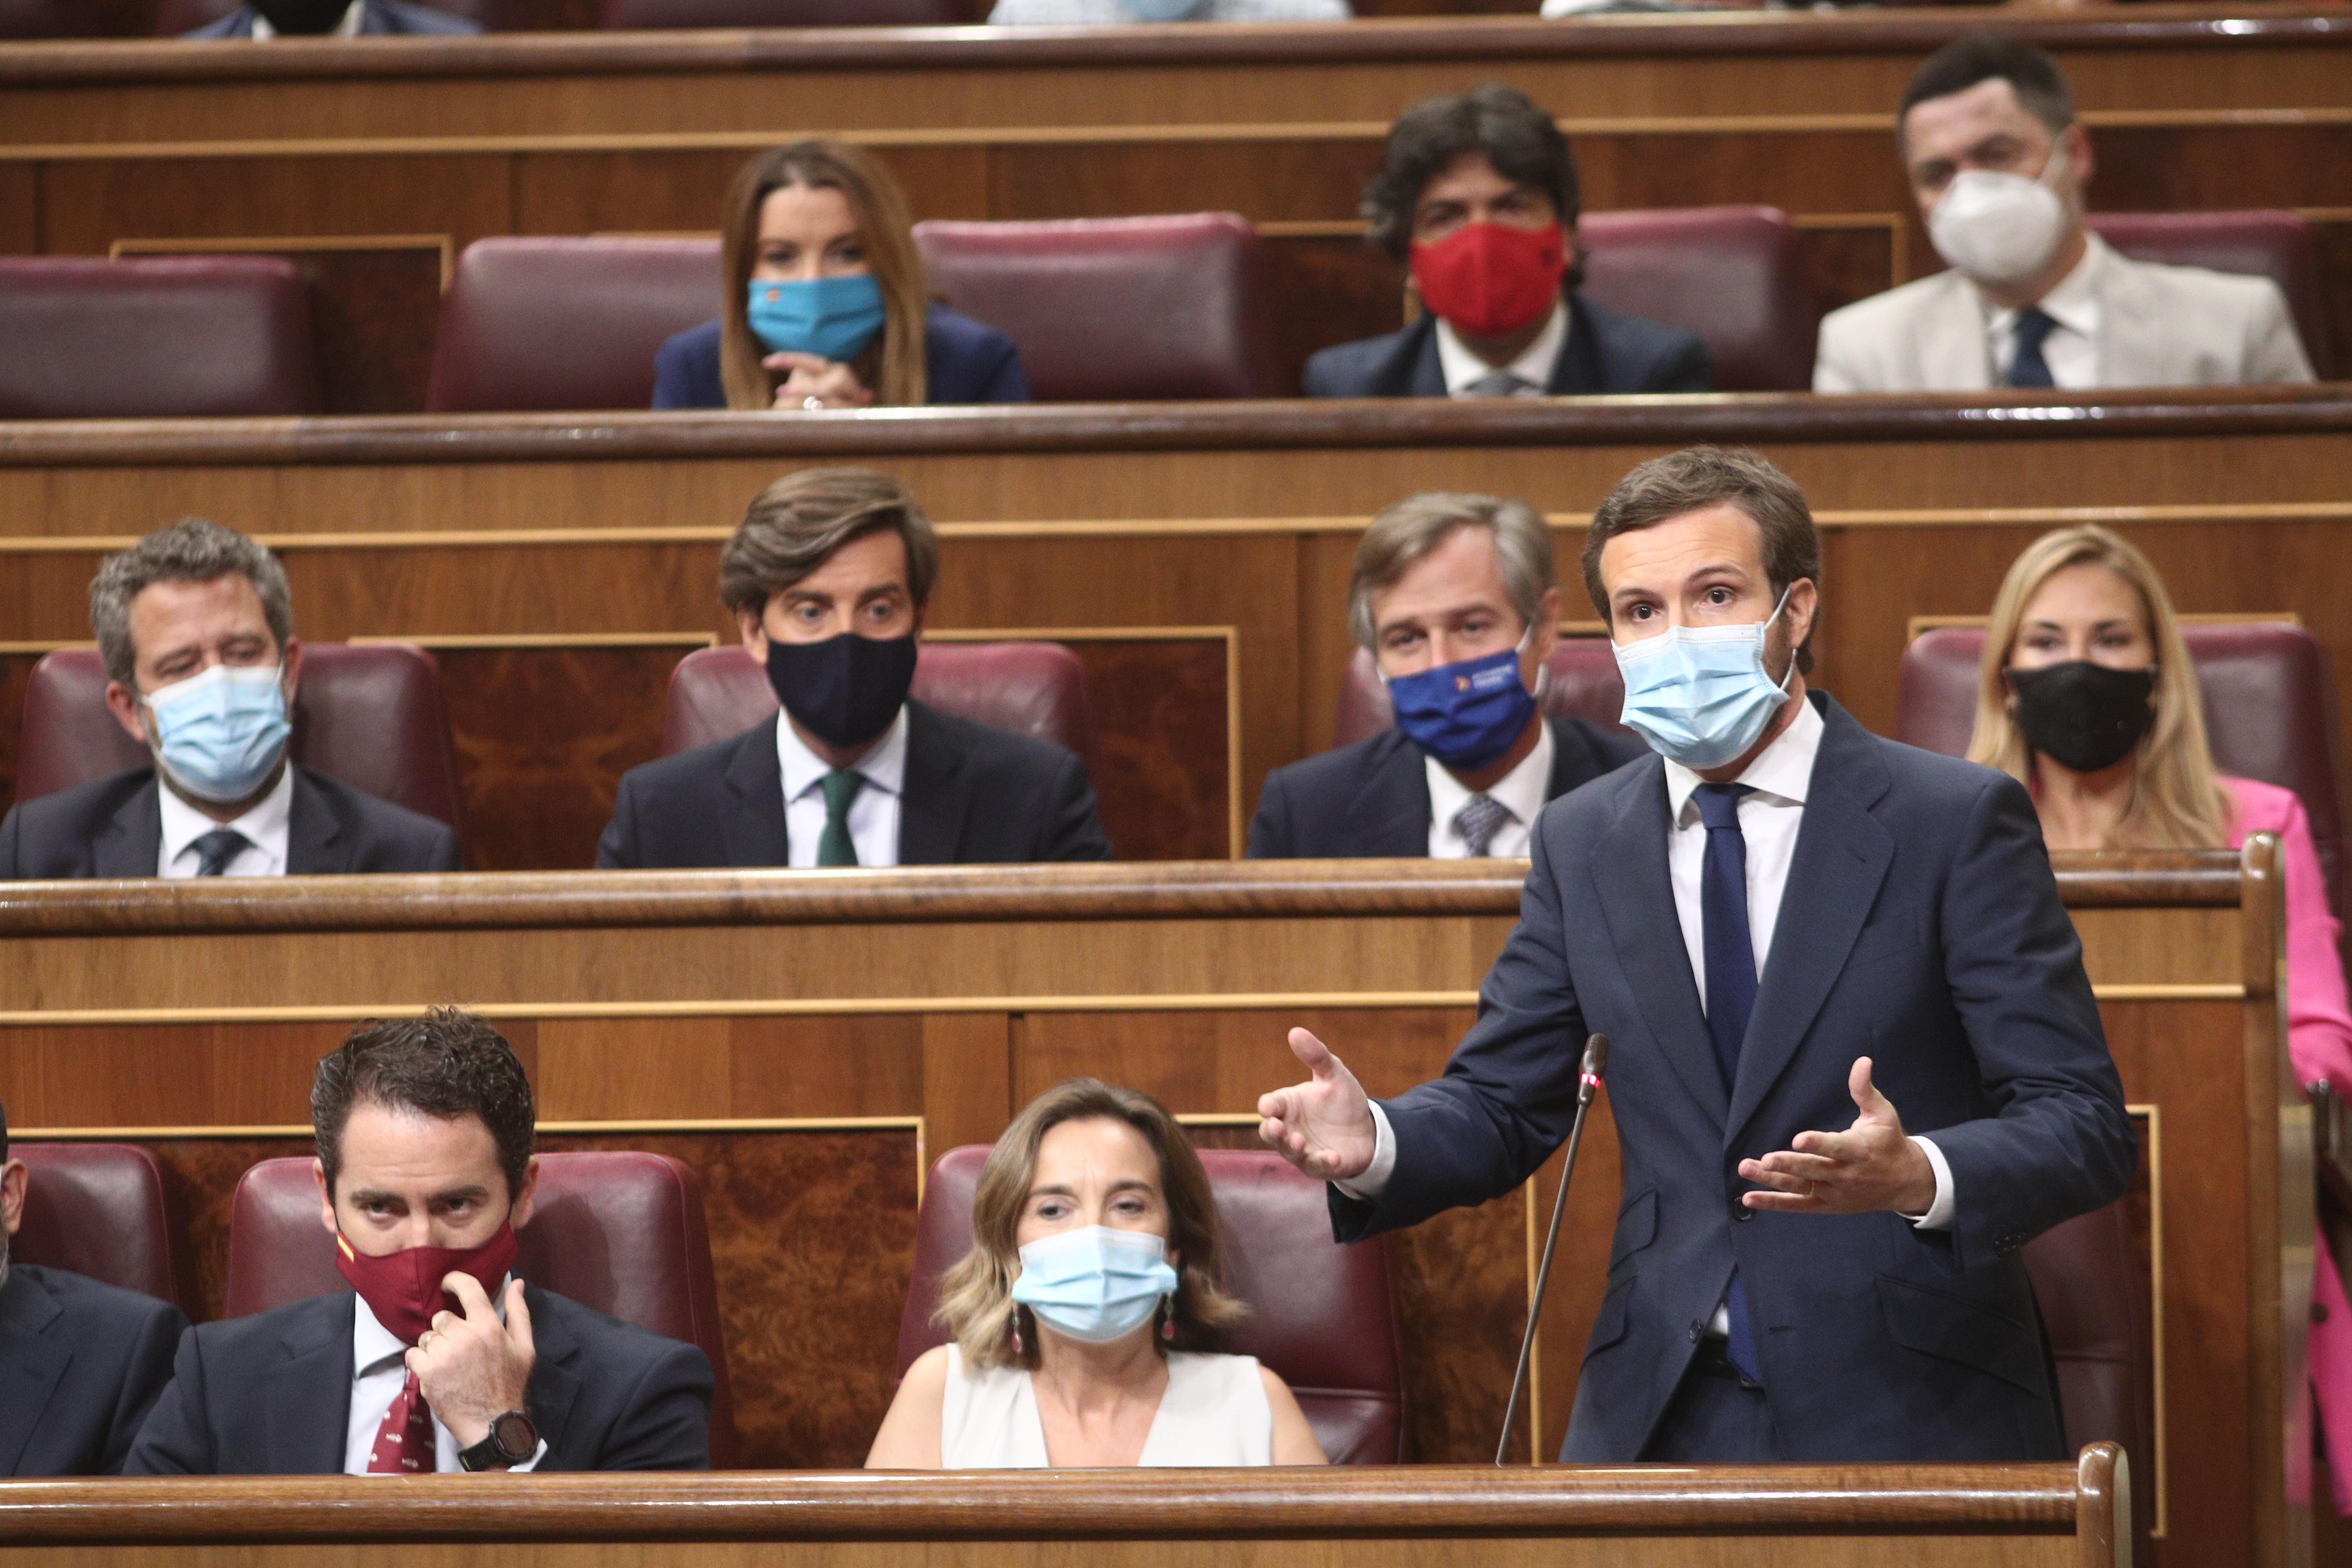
1696, 782, 1764, 1385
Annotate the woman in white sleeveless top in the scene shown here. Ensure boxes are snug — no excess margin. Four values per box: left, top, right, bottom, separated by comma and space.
867, 1080, 1326, 1468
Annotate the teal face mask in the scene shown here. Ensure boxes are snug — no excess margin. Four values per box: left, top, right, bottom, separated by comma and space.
745, 275, 886, 364
1008, 1226, 1179, 1344
143, 663, 292, 804
1612, 588, 1794, 771
1118, 0, 1209, 16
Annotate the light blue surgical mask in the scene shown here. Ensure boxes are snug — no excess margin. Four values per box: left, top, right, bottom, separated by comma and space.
142, 663, 292, 805
746, 275, 886, 364
1612, 587, 1794, 771
1008, 1225, 1179, 1344
1118, 0, 1209, 17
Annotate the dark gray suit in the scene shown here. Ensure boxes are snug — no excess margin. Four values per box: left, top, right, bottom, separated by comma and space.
0, 766, 459, 879
0, 1265, 187, 1476
124, 1285, 711, 1474
1301, 294, 1712, 398
1247, 717, 1644, 858
596, 703, 1112, 869
1333, 693, 2135, 1462
184, 1, 480, 35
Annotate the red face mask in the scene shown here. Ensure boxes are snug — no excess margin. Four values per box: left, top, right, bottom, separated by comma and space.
1409, 222, 1568, 340
334, 1222, 518, 1347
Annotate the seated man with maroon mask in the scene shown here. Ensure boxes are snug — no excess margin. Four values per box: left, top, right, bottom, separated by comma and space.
1303, 85, 1711, 400
126, 1009, 711, 1475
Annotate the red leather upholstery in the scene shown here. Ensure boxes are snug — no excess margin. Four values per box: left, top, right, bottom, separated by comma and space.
2086, 210, 2334, 380
895, 1146, 1406, 1464
913, 214, 1278, 401
1332, 638, 1630, 750
2023, 1200, 2154, 1553
425, 238, 721, 413
1579, 206, 1814, 393
0, 257, 318, 420
9, 1143, 184, 1309
662, 643, 1098, 772
600, 0, 962, 22
224, 1152, 738, 1467
18, 644, 467, 837
1898, 622, 2348, 911
155, 0, 515, 29
0, 0, 83, 37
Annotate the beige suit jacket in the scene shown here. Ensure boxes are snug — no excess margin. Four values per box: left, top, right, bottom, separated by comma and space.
1813, 233, 2315, 393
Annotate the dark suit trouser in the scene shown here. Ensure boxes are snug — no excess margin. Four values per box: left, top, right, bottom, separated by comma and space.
1638, 1340, 1774, 1462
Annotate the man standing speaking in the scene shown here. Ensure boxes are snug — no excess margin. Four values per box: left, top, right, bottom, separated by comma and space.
1259, 447, 2134, 1463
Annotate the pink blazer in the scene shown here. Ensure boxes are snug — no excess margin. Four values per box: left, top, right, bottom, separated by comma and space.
2226, 776, 2352, 1510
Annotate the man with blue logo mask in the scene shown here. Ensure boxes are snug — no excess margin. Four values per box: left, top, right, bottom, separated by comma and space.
1248, 491, 1642, 860
0, 519, 458, 880
1258, 446, 2132, 1465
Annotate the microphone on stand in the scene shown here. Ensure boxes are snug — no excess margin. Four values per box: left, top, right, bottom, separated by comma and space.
1495, 1033, 1611, 1466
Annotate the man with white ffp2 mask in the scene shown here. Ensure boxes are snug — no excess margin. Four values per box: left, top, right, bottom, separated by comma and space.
1815, 34, 2313, 393
0, 518, 458, 880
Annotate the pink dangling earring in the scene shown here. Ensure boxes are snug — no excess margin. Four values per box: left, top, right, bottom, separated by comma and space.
1012, 1311, 1024, 1357
1160, 1294, 1175, 1342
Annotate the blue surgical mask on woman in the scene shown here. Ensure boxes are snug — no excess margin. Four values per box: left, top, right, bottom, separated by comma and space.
142, 663, 292, 804
1008, 1225, 1179, 1344
746, 275, 886, 364
1383, 626, 1542, 772
1612, 586, 1794, 771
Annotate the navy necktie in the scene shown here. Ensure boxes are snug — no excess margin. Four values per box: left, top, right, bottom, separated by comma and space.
1696, 781, 1764, 1385
2006, 306, 2058, 389
190, 827, 250, 877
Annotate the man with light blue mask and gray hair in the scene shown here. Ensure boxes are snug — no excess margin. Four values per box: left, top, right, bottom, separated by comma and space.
0, 518, 457, 879
1259, 445, 2132, 1466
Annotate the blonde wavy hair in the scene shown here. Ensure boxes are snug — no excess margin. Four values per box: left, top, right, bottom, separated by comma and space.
938, 1080, 1248, 1373
1966, 524, 2233, 848
718, 141, 930, 412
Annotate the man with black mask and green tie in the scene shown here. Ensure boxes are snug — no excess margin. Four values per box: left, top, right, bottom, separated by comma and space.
597, 468, 1111, 871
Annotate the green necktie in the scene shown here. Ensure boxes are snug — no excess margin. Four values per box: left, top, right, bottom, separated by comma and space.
816, 769, 865, 868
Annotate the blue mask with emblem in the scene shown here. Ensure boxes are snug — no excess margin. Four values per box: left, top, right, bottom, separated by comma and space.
746, 275, 886, 364
1384, 631, 1541, 772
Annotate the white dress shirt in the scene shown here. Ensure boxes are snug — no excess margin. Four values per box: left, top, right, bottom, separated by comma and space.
251, 1, 367, 37
156, 765, 294, 879
1345, 695, 1954, 1248
1981, 240, 2101, 391
1425, 719, 1552, 860
777, 707, 908, 870
344, 1277, 545, 1474
1434, 300, 1568, 398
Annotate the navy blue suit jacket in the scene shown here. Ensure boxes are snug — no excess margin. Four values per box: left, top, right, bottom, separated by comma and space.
186, 1, 480, 35
124, 1285, 711, 1474
1301, 293, 1711, 398
0, 1266, 187, 1477
596, 703, 1111, 869
1247, 717, 1643, 858
651, 305, 1029, 410
1333, 693, 2135, 1462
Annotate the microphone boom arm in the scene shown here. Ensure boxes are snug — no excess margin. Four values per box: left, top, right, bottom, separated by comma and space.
1495, 1033, 1611, 1466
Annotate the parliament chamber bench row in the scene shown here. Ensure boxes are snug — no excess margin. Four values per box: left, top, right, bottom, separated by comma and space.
3, 389, 2349, 870
0, 850, 2288, 1563
1, 9, 2348, 410
3, 206, 2338, 419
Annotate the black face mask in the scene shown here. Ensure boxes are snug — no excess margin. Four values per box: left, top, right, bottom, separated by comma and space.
765, 633, 918, 750
251, 0, 355, 31
2008, 661, 2157, 774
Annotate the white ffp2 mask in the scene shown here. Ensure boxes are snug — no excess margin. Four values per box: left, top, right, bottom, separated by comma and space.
1926, 143, 2072, 288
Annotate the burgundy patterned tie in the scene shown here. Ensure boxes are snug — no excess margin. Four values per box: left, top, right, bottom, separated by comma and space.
366, 1369, 436, 1474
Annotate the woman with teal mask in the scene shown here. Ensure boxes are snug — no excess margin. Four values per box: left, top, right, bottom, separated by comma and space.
652, 141, 1029, 412
867, 1080, 1326, 1469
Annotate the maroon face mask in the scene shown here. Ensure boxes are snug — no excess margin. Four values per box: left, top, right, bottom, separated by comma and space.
334, 1222, 518, 1346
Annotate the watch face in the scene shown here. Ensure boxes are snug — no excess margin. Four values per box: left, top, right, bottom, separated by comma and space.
490, 1411, 537, 1459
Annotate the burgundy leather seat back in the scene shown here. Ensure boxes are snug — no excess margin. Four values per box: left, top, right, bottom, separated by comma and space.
425, 238, 721, 413
600, 0, 962, 21
0, 0, 83, 37
662, 643, 1097, 772
1578, 207, 1815, 392
2086, 210, 2334, 379
1898, 622, 2347, 910
225, 1152, 738, 1467
9, 1143, 183, 1308
2023, 1201, 2154, 1552
895, 1146, 1406, 1464
17, 644, 466, 836
0, 257, 318, 420
1332, 637, 1630, 750
914, 214, 1278, 401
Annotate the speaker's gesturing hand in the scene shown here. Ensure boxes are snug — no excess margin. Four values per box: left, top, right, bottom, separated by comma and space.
1737, 1057, 1937, 1216
1257, 1028, 1377, 1182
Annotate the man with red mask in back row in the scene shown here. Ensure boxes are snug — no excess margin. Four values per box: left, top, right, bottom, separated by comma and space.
1303, 85, 1712, 401
127, 1009, 711, 1475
